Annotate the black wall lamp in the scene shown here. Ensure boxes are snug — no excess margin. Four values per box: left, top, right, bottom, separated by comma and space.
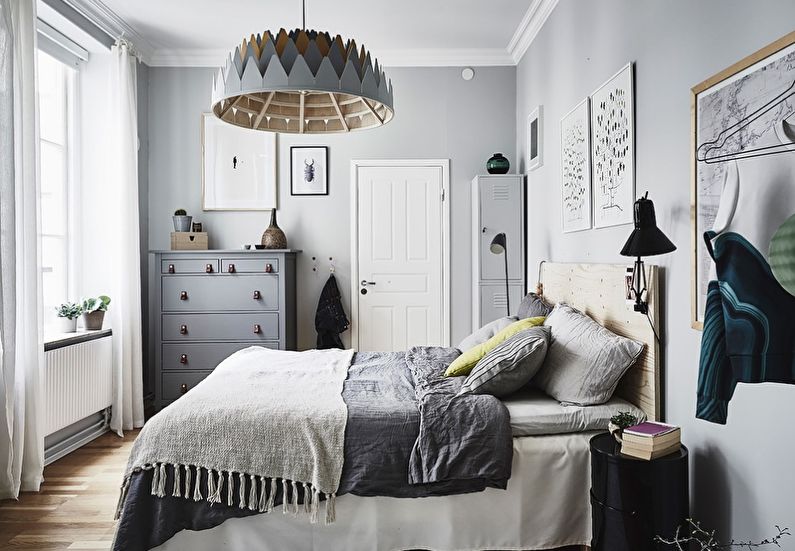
489, 233, 510, 317
620, 192, 676, 317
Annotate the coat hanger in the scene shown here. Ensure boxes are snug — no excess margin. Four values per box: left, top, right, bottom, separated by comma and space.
697, 78, 795, 164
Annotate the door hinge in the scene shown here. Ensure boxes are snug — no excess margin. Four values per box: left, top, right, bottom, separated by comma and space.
441, 189, 446, 201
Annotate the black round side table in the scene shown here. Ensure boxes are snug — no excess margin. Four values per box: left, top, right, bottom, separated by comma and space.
589, 432, 689, 551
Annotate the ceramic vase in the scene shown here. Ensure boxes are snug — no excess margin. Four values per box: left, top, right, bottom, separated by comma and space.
261, 210, 287, 249
486, 153, 510, 174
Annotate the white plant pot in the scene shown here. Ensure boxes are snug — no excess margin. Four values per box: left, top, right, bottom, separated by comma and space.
55, 316, 78, 333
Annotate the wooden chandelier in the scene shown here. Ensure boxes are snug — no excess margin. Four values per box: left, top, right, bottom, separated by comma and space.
212, 29, 394, 134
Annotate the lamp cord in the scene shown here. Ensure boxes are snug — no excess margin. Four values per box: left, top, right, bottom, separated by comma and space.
645, 311, 661, 344
302, 0, 306, 29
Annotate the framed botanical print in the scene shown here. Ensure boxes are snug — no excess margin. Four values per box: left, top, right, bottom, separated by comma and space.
560, 98, 592, 233
590, 63, 635, 229
691, 31, 795, 329
290, 146, 329, 196
527, 106, 543, 171
201, 113, 277, 211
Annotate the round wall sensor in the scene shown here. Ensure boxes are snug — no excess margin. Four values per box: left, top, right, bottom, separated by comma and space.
461, 67, 475, 81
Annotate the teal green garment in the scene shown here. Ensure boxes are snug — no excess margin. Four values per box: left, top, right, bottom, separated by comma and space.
697, 231, 795, 424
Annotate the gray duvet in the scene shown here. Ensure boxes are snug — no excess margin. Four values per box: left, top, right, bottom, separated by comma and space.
113, 347, 512, 551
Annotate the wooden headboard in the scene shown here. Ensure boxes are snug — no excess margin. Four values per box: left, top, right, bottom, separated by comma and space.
539, 262, 661, 421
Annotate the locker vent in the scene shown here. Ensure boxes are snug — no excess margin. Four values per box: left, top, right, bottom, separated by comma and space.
492, 185, 510, 201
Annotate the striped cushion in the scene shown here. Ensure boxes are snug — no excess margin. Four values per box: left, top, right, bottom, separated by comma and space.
458, 326, 550, 397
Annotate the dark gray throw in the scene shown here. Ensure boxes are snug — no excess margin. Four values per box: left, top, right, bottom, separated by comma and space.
113, 347, 513, 551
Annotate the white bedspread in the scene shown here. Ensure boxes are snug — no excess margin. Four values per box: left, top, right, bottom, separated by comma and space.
153, 432, 596, 551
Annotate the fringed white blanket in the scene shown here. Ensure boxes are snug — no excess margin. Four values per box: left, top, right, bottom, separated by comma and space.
115, 346, 353, 524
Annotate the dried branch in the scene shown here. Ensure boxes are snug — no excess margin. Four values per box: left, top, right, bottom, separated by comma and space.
655, 519, 790, 550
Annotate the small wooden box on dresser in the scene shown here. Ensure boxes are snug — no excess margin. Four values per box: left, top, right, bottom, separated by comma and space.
150, 249, 300, 409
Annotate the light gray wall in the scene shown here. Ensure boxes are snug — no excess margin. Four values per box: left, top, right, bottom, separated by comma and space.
516, 0, 795, 540
147, 66, 516, 350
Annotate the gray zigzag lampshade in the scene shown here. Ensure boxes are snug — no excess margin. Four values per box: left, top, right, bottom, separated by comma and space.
212, 29, 394, 134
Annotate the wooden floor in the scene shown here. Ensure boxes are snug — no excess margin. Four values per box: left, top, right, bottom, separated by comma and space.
0, 429, 137, 550
0, 430, 586, 551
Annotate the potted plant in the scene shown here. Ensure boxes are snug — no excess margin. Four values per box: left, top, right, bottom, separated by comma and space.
81, 295, 111, 330
55, 302, 82, 333
172, 209, 192, 232
608, 411, 639, 443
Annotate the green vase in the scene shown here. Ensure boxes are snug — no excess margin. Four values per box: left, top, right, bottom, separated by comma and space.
486, 153, 510, 174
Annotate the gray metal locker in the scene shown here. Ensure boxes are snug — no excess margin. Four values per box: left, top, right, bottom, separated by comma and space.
472, 175, 526, 329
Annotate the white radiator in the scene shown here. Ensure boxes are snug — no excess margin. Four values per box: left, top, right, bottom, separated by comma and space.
44, 334, 113, 436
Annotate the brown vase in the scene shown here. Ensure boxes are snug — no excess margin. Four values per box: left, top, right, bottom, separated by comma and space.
261, 209, 287, 249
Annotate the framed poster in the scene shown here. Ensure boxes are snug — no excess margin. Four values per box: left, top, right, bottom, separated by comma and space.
691, 31, 795, 329
591, 63, 635, 229
290, 146, 329, 196
201, 113, 277, 211
527, 106, 543, 171
561, 98, 592, 233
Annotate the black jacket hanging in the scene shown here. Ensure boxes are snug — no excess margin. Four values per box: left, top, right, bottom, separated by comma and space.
315, 274, 349, 349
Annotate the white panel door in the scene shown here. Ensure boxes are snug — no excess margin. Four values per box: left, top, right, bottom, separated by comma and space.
355, 165, 445, 351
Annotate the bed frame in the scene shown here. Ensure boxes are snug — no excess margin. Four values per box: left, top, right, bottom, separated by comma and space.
539, 262, 661, 421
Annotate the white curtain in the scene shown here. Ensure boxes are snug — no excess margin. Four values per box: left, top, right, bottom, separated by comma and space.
0, 0, 45, 499
108, 40, 144, 435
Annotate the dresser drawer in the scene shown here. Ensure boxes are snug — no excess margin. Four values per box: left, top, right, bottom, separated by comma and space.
162, 275, 279, 312
161, 371, 212, 401
161, 342, 278, 371
220, 257, 279, 274
162, 313, 280, 341
162, 258, 219, 274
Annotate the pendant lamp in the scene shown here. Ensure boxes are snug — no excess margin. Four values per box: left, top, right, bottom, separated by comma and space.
212, 1, 394, 134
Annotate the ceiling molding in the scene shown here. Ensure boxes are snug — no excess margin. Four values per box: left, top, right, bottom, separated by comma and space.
65, 0, 558, 68
61, 0, 155, 62
507, 0, 559, 64
148, 48, 515, 68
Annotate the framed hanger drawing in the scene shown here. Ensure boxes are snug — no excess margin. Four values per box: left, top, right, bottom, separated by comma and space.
691, 30, 795, 329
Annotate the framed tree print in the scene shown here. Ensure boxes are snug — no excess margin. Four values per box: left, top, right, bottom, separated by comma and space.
691, 31, 795, 329
591, 63, 635, 229
290, 146, 329, 196
561, 98, 592, 233
201, 113, 277, 211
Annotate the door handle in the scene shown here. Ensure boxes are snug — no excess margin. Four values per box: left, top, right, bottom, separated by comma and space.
360, 280, 376, 286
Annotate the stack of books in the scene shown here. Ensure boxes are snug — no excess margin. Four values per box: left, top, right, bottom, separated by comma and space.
620, 422, 681, 460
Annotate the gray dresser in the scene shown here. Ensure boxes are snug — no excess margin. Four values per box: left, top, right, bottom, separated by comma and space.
149, 250, 299, 409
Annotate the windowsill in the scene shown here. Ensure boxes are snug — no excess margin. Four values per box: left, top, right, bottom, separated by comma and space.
44, 328, 112, 351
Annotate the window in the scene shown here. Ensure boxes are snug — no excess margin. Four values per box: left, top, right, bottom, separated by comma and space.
37, 49, 77, 317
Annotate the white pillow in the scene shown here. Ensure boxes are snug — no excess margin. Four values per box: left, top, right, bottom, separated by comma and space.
534, 304, 644, 406
457, 316, 517, 352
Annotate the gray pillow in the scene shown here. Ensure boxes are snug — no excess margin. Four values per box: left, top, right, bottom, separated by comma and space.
458, 316, 517, 352
517, 292, 553, 319
534, 304, 644, 406
458, 326, 550, 398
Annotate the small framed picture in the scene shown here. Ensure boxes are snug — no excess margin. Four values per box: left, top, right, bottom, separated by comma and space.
291, 146, 329, 196
527, 106, 543, 171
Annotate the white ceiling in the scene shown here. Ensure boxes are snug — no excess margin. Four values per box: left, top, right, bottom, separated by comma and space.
67, 0, 559, 66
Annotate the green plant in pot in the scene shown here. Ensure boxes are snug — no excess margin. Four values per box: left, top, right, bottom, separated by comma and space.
608, 411, 639, 443
172, 209, 192, 232
55, 302, 82, 333
81, 295, 111, 330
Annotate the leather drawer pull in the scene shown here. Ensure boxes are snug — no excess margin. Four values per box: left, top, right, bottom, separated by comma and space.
253, 324, 262, 334
205, 264, 213, 273
180, 324, 188, 335
253, 290, 261, 300
168, 264, 175, 274
228, 263, 236, 273
265, 263, 273, 273
180, 383, 188, 395
180, 354, 188, 364
180, 291, 188, 300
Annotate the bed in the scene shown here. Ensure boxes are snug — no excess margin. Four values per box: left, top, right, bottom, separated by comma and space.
113, 262, 660, 551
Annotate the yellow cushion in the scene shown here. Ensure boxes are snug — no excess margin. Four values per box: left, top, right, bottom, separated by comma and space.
445, 316, 546, 377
